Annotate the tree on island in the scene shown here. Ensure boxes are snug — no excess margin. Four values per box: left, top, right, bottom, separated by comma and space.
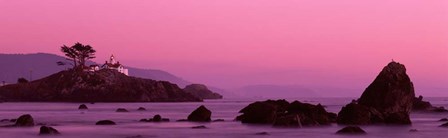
60, 42, 96, 70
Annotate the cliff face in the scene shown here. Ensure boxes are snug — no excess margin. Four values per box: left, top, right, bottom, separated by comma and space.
337, 61, 415, 125
0, 69, 202, 102
183, 84, 223, 99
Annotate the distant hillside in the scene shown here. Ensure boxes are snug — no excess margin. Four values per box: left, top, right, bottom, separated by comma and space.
0, 53, 191, 87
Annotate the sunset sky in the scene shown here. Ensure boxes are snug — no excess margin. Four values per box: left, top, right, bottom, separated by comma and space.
1, 0, 447, 95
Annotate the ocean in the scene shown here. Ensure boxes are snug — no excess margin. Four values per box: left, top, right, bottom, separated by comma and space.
0, 97, 447, 138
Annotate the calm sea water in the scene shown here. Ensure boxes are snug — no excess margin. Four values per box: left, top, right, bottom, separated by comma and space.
0, 97, 447, 138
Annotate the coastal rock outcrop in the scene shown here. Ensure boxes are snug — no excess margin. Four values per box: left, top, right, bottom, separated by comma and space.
15, 114, 34, 127
412, 95, 447, 112
0, 69, 201, 102
236, 99, 336, 127
39, 126, 60, 135
337, 62, 415, 125
187, 105, 212, 122
183, 84, 223, 100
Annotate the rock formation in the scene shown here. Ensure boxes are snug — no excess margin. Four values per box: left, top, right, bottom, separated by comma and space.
337, 61, 415, 125
183, 84, 223, 99
39, 126, 60, 135
236, 99, 336, 127
187, 105, 212, 122
15, 114, 34, 127
0, 69, 201, 102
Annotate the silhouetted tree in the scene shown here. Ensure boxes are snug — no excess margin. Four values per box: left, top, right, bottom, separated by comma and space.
60, 42, 96, 69
17, 78, 29, 83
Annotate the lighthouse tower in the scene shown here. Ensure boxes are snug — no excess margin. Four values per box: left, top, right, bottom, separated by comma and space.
109, 55, 117, 64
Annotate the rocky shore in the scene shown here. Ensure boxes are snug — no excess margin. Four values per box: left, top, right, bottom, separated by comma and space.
0, 69, 202, 102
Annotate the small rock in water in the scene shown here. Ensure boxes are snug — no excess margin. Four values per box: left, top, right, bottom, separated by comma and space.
137, 107, 146, 111
39, 126, 60, 135
176, 119, 188, 122
213, 119, 225, 122
15, 114, 34, 127
439, 122, 448, 127
126, 135, 143, 138
409, 129, 418, 132
255, 132, 269, 135
116, 108, 129, 112
0, 119, 10, 122
10, 119, 17, 122
336, 126, 367, 134
78, 104, 88, 110
95, 120, 116, 125
162, 118, 170, 122
139, 119, 149, 122
187, 105, 212, 122
192, 125, 207, 129
439, 118, 448, 121
152, 115, 162, 122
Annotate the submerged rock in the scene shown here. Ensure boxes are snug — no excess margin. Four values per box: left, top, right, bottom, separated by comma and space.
187, 105, 212, 122
39, 126, 60, 135
191, 125, 207, 129
140, 115, 169, 122
337, 62, 415, 125
183, 84, 223, 99
440, 122, 448, 127
255, 132, 269, 135
95, 120, 116, 125
137, 107, 146, 111
236, 99, 336, 127
78, 104, 88, 110
440, 118, 448, 121
116, 108, 129, 112
213, 119, 225, 122
15, 114, 34, 127
336, 126, 366, 134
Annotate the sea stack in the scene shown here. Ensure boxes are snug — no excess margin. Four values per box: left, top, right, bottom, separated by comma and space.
337, 61, 415, 125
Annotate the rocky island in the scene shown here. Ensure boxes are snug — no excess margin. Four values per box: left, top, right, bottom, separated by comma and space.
337, 61, 415, 125
0, 69, 202, 102
183, 84, 223, 99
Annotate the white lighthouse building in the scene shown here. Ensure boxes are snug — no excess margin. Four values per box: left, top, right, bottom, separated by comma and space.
101, 55, 129, 75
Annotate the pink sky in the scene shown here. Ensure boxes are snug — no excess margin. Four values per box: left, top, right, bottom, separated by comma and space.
1, 0, 447, 95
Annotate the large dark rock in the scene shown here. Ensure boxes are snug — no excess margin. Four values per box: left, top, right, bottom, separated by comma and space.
95, 120, 116, 125
337, 62, 415, 125
236, 99, 336, 127
183, 84, 223, 100
15, 114, 34, 127
336, 126, 366, 134
0, 69, 202, 102
39, 126, 60, 135
187, 105, 212, 122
